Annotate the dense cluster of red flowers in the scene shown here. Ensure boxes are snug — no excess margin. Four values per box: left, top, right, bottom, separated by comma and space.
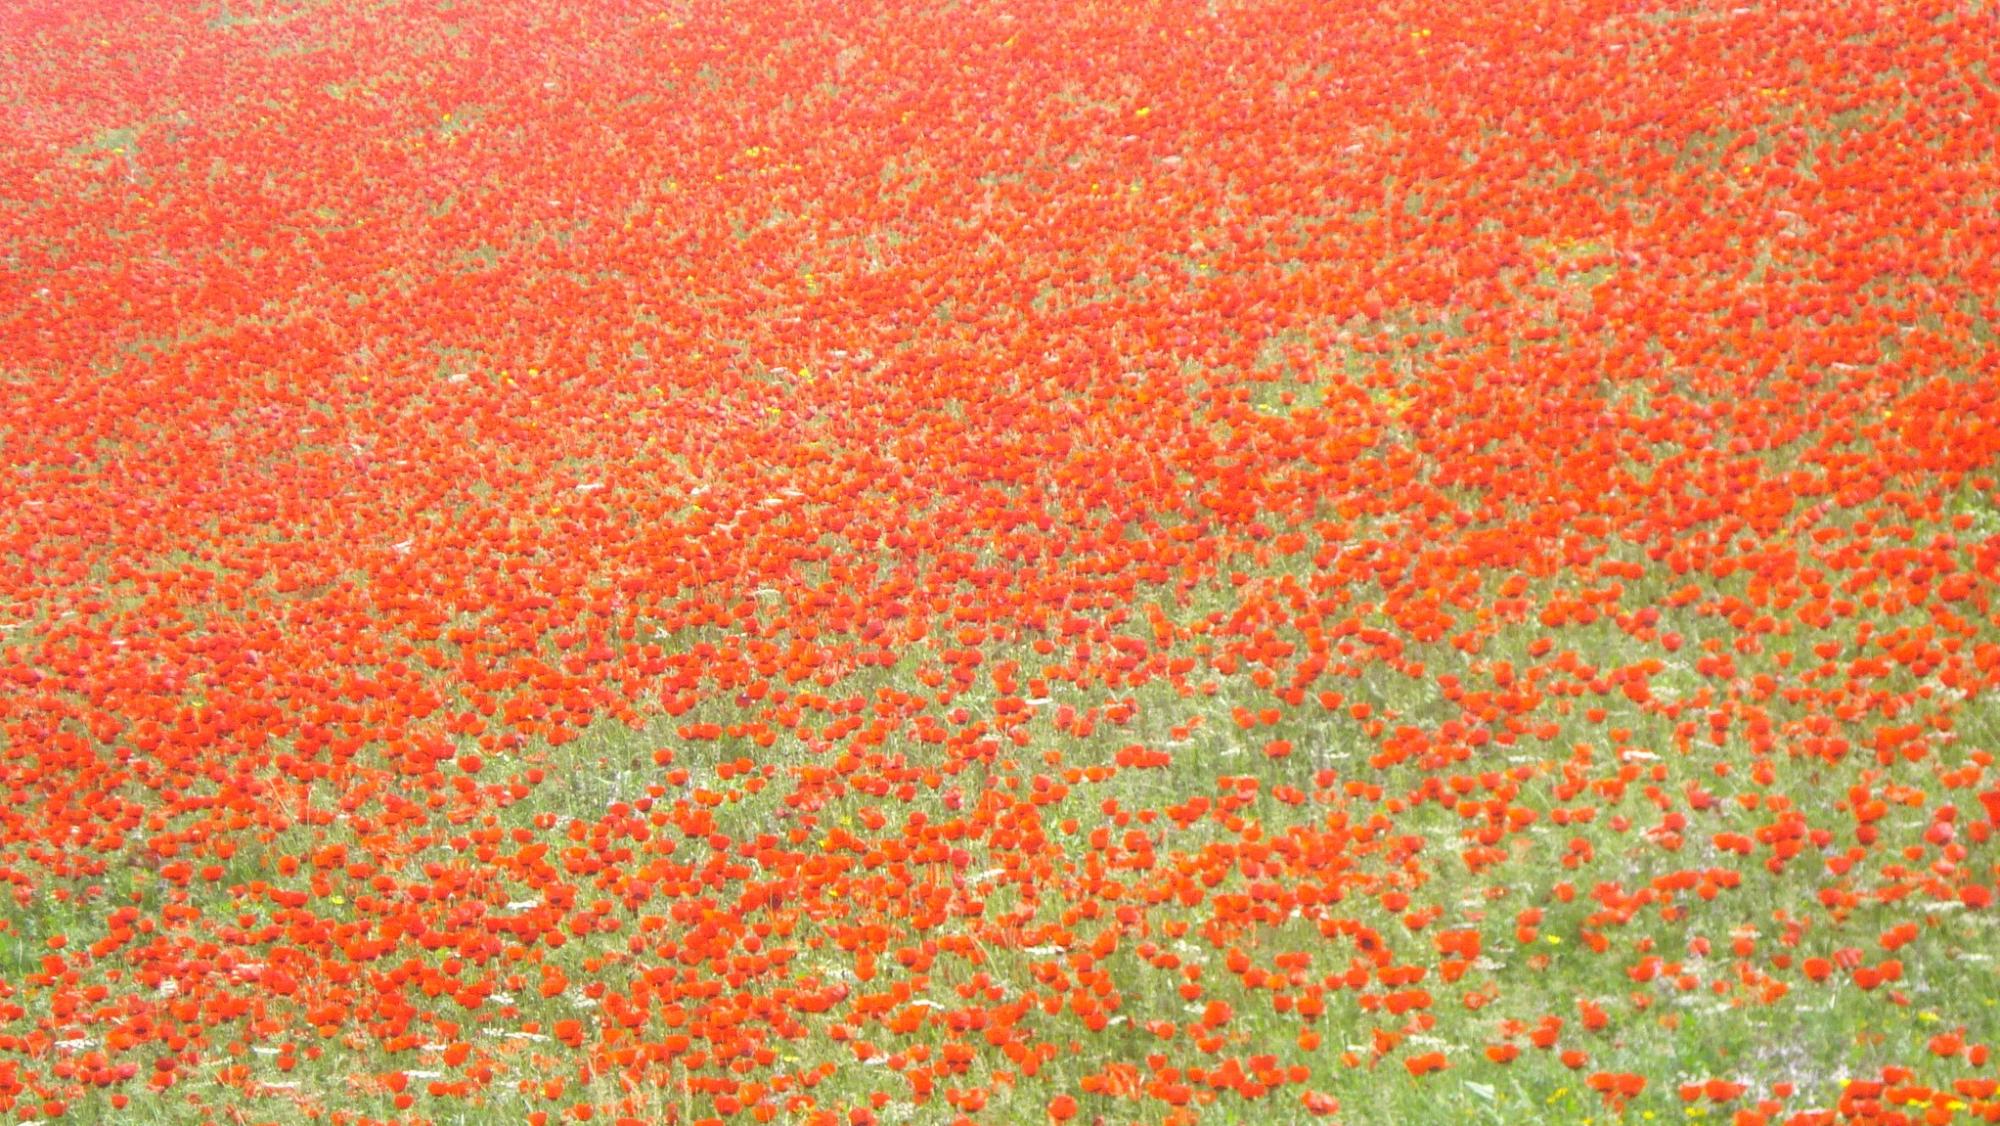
4, 0, 1999, 1122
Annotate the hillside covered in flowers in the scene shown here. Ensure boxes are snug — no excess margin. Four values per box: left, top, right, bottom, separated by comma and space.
4, 0, 2000, 1122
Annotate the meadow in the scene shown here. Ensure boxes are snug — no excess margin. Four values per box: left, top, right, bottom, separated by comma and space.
3, 0, 1999, 1122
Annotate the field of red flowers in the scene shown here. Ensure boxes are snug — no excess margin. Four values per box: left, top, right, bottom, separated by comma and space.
5, 0, 2000, 1122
